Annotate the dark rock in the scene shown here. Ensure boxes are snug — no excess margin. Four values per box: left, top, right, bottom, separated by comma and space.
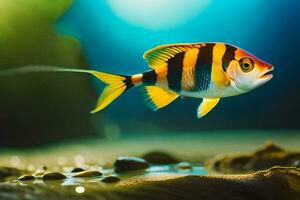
205, 141, 300, 173
142, 151, 179, 164
101, 176, 121, 183
71, 167, 84, 173
73, 170, 102, 177
0, 167, 23, 179
114, 157, 149, 173
18, 174, 35, 181
42, 172, 66, 180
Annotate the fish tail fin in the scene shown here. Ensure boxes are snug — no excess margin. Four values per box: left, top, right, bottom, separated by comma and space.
0, 65, 136, 113
89, 71, 134, 114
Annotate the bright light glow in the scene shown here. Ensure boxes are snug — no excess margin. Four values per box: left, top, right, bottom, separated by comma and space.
75, 186, 85, 194
107, 0, 211, 30
74, 154, 85, 166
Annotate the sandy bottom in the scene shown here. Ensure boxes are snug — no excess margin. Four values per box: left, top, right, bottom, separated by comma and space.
0, 130, 299, 200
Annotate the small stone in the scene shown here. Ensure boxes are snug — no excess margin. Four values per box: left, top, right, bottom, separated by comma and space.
114, 157, 149, 173
34, 171, 45, 179
177, 162, 192, 170
71, 167, 84, 173
18, 174, 35, 181
73, 170, 102, 177
42, 172, 66, 180
101, 176, 120, 183
142, 151, 179, 164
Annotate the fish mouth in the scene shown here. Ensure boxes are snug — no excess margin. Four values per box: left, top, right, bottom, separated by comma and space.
258, 66, 274, 79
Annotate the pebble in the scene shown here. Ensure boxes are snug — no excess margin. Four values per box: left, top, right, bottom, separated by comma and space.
114, 157, 149, 173
71, 167, 84, 173
177, 162, 192, 170
73, 170, 102, 177
42, 172, 66, 180
18, 174, 35, 181
34, 171, 45, 179
142, 151, 179, 164
101, 176, 121, 183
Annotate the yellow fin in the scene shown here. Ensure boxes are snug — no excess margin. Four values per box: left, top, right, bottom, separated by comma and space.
143, 43, 203, 69
197, 98, 220, 118
0, 66, 130, 114
90, 72, 127, 113
143, 86, 179, 110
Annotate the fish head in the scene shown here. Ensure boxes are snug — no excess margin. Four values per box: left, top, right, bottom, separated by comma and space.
226, 48, 274, 93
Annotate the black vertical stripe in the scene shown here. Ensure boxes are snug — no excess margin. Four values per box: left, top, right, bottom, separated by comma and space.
193, 43, 215, 91
222, 44, 237, 71
142, 70, 157, 85
167, 52, 185, 91
123, 76, 134, 91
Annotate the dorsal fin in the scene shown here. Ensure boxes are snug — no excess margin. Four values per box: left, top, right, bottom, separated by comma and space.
143, 43, 204, 69
143, 86, 179, 110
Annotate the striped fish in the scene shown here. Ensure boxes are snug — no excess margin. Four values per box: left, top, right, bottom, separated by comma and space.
1, 42, 274, 118
87, 42, 273, 118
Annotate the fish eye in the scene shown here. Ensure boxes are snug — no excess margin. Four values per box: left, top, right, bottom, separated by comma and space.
239, 58, 254, 72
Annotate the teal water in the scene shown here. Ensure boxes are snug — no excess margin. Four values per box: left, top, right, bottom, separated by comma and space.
57, 0, 300, 131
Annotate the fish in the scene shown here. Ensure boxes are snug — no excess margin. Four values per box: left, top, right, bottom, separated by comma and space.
0, 42, 274, 118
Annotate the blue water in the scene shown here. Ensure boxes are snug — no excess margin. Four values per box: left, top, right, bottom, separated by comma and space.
56, 0, 300, 131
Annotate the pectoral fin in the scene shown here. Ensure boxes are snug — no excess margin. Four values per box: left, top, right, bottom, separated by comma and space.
143, 86, 179, 110
197, 98, 220, 118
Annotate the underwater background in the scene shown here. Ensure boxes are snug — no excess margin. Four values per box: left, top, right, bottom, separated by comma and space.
0, 1, 300, 199
0, 0, 299, 147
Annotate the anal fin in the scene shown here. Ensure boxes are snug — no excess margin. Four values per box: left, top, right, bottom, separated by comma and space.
197, 98, 220, 118
143, 86, 179, 110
